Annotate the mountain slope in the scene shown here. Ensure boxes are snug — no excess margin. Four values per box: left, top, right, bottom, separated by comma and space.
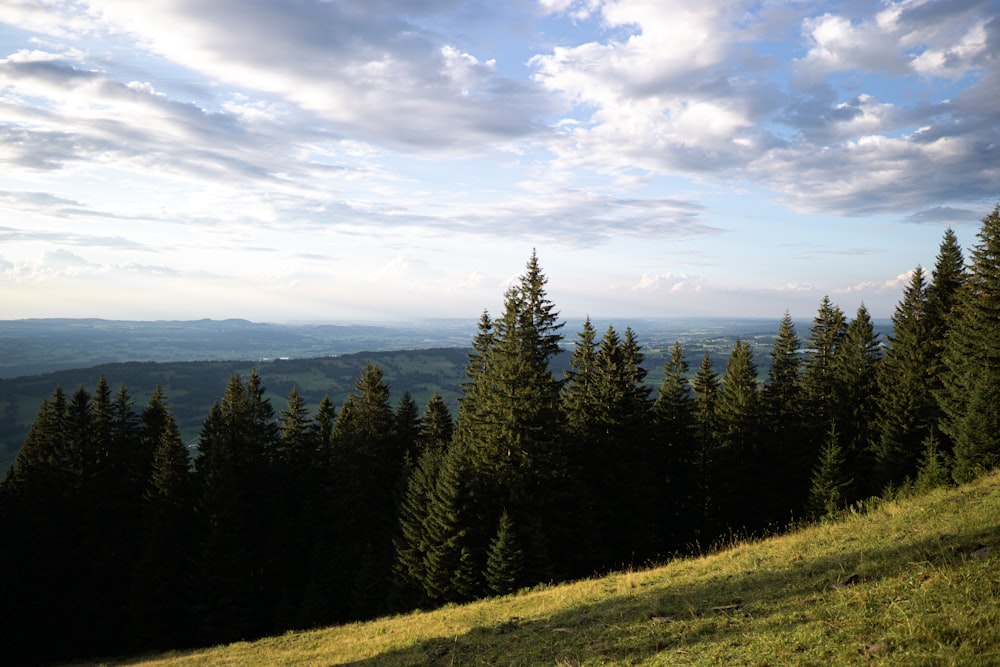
79, 472, 1000, 666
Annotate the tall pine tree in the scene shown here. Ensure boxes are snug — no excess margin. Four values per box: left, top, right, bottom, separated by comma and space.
873, 269, 935, 489
690, 352, 720, 541
833, 304, 881, 499
939, 205, 1000, 480
760, 312, 806, 523
392, 394, 455, 608
443, 252, 569, 589
329, 363, 401, 619
714, 340, 761, 532
192, 371, 278, 643
653, 341, 693, 551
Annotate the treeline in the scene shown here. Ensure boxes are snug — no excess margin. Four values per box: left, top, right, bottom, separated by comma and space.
2, 206, 1000, 663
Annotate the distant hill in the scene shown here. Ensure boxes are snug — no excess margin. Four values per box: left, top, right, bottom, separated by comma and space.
0, 318, 478, 378
76, 471, 1000, 666
0, 316, 891, 470
0, 348, 472, 468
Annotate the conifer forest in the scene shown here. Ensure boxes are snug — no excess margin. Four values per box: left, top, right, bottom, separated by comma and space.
2, 205, 1000, 664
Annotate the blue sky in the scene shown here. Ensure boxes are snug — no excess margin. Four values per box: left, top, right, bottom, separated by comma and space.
0, 0, 997, 324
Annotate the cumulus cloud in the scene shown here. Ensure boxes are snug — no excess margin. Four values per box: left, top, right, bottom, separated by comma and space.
837, 269, 920, 295
0, 0, 996, 323
3, 0, 993, 231
530, 0, 999, 217
796, 12, 908, 79
633, 272, 703, 294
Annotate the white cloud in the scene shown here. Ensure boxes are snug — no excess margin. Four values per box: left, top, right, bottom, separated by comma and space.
753, 124, 1000, 216
369, 255, 411, 282
0, 0, 100, 38
530, 0, 999, 217
837, 269, 919, 295
776, 283, 814, 293
797, 12, 906, 78
0, 0, 995, 323
797, 1, 993, 81
42, 248, 89, 268
455, 271, 487, 289
911, 19, 990, 79
76, 0, 554, 152
633, 272, 702, 293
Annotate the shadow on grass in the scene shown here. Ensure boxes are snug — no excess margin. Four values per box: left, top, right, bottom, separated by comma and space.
330, 519, 1000, 666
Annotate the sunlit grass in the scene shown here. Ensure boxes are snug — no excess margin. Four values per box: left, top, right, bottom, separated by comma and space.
80, 471, 1000, 666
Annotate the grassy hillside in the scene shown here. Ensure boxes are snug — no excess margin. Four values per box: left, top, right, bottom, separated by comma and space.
77, 472, 1000, 666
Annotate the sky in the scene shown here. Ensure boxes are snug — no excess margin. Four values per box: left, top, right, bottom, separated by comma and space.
0, 0, 997, 325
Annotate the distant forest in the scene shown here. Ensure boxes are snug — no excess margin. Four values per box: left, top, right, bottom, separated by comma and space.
2, 204, 999, 664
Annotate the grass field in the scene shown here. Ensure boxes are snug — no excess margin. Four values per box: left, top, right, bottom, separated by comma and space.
76, 472, 1000, 666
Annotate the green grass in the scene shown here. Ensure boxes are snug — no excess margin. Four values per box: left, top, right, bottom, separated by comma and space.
78, 473, 1000, 666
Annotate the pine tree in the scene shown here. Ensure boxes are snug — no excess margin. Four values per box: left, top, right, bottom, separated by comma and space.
4, 379, 152, 659
1, 387, 85, 661
562, 317, 600, 442
714, 340, 760, 531
654, 342, 693, 440
4, 387, 73, 499
296, 394, 341, 627
275, 386, 314, 471
329, 363, 400, 619
452, 311, 495, 458
760, 312, 806, 522
690, 352, 720, 540
394, 392, 422, 466
559, 318, 602, 567
926, 228, 967, 362
653, 341, 693, 551
915, 432, 952, 494
939, 205, 1000, 472
391, 394, 455, 608
467, 252, 565, 488
619, 327, 656, 556
798, 297, 850, 513
270, 386, 322, 630
444, 252, 568, 585
576, 325, 655, 567
418, 393, 454, 453
716, 340, 759, 454
809, 424, 852, 518
421, 444, 483, 602
801, 296, 847, 438
485, 509, 526, 596
192, 372, 278, 643
131, 389, 193, 648
833, 304, 881, 499
142, 389, 190, 501
83, 381, 146, 653
765, 312, 803, 409
873, 268, 935, 490
65, 384, 116, 655
312, 395, 336, 468
951, 367, 1000, 483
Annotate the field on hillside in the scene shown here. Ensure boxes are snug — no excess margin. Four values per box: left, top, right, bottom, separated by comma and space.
78, 472, 1000, 666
